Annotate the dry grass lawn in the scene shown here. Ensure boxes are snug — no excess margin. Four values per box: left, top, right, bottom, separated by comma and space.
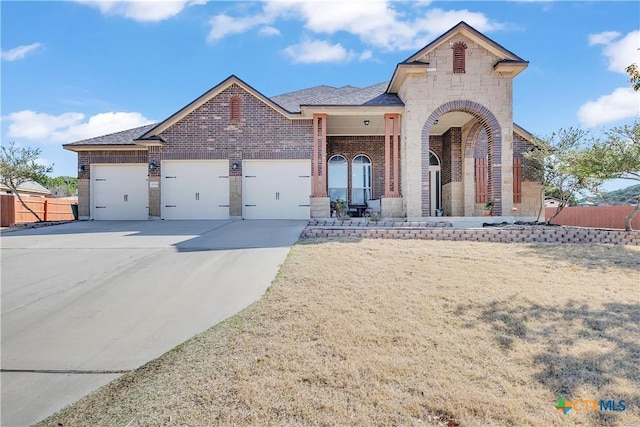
39, 239, 639, 427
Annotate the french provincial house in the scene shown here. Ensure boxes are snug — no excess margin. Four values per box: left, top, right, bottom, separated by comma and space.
64, 22, 542, 221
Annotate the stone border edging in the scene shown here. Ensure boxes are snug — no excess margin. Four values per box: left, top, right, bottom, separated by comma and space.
301, 225, 640, 245
308, 220, 453, 228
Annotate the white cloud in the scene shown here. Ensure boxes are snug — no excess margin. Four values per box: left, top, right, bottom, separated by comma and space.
588, 31, 620, 46
208, 13, 270, 41
359, 50, 373, 61
75, 0, 202, 22
4, 110, 154, 143
207, 1, 503, 51
589, 30, 640, 74
283, 39, 352, 64
258, 26, 280, 37
577, 87, 640, 128
1, 43, 42, 61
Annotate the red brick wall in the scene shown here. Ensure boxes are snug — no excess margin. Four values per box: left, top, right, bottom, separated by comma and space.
327, 135, 398, 201
77, 150, 148, 180
513, 133, 538, 182
441, 127, 462, 185
157, 84, 313, 178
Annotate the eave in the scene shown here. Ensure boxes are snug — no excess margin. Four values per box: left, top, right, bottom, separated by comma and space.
139, 75, 303, 139
494, 60, 529, 78
299, 104, 404, 117
62, 144, 147, 153
387, 62, 430, 94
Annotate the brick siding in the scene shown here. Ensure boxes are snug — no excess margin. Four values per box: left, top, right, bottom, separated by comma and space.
441, 127, 462, 185
77, 150, 148, 180
513, 133, 538, 182
156, 83, 313, 178
327, 135, 400, 201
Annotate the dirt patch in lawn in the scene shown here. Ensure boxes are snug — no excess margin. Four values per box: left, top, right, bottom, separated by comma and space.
40, 239, 639, 427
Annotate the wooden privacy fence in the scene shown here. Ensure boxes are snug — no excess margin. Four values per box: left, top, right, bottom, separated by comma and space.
1, 195, 77, 226
546, 205, 640, 230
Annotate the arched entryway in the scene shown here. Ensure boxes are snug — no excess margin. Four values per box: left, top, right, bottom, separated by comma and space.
429, 151, 441, 215
421, 100, 502, 216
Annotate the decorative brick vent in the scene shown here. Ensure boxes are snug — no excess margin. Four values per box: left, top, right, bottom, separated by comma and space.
301, 223, 640, 245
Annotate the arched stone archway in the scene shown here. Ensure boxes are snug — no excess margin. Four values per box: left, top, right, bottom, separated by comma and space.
421, 100, 502, 216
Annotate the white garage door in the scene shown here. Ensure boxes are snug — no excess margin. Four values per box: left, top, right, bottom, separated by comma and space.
92, 164, 148, 220
161, 160, 229, 220
243, 160, 310, 220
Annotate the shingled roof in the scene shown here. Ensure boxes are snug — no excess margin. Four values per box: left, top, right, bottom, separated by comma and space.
270, 81, 403, 112
63, 123, 157, 147
64, 81, 404, 148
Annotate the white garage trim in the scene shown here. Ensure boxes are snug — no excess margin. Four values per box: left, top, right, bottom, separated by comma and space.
161, 160, 229, 220
91, 164, 149, 220
242, 160, 311, 220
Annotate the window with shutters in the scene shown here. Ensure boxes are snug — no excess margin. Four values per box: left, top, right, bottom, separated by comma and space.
230, 96, 242, 122
513, 157, 523, 203
475, 157, 487, 203
452, 42, 467, 74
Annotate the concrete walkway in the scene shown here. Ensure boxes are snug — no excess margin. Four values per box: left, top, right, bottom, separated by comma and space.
1, 220, 306, 426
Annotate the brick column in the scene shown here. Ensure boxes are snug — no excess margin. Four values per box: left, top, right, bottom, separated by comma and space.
312, 114, 327, 197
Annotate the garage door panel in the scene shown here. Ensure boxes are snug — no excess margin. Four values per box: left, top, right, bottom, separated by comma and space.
92, 165, 148, 220
242, 160, 310, 220
161, 161, 229, 220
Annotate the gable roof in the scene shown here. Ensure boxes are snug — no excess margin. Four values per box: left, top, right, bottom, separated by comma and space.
404, 21, 526, 64
138, 75, 297, 140
388, 21, 528, 93
271, 82, 403, 113
63, 124, 156, 149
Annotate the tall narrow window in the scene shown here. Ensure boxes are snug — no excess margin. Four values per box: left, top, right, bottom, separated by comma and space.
513, 157, 523, 203
452, 42, 467, 74
328, 155, 348, 202
352, 155, 371, 204
230, 96, 242, 122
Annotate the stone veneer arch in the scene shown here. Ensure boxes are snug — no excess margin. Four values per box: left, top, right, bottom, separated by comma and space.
421, 100, 502, 216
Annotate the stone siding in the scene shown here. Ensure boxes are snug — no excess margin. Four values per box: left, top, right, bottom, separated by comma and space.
399, 33, 515, 217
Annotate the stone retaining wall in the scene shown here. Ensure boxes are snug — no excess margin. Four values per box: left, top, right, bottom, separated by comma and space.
308, 220, 452, 228
301, 225, 640, 245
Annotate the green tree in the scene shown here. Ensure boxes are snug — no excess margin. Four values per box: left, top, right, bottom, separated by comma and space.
525, 128, 602, 224
0, 142, 54, 222
576, 122, 640, 231
626, 48, 640, 92
35, 175, 78, 197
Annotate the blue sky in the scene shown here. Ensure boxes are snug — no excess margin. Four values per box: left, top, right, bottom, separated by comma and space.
1, 1, 639, 190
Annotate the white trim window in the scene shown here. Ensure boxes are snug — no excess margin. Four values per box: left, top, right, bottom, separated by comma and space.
351, 154, 371, 204
328, 155, 348, 202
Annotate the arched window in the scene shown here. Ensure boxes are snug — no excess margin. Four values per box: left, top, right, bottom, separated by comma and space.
351, 155, 371, 204
328, 155, 347, 202
230, 96, 242, 122
452, 42, 467, 74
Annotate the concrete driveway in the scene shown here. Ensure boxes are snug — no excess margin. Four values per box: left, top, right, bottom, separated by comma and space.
1, 220, 306, 426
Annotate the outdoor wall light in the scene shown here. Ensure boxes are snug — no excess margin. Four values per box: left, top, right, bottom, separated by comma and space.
78, 164, 85, 173
363, 120, 370, 126
149, 160, 159, 170
232, 160, 239, 170
434, 119, 439, 125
